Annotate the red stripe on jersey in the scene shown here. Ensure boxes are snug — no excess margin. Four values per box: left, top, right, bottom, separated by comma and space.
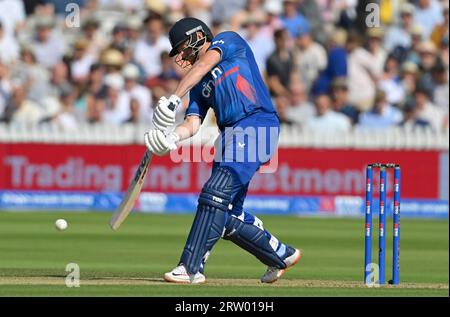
214, 66, 239, 86
236, 74, 256, 104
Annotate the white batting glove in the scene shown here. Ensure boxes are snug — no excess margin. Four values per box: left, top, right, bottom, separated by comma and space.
152, 95, 181, 131
144, 129, 180, 156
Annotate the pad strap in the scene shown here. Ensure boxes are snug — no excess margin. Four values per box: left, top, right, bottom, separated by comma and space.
223, 215, 287, 269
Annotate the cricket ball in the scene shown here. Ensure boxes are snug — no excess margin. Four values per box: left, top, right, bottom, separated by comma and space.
55, 219, 68, 231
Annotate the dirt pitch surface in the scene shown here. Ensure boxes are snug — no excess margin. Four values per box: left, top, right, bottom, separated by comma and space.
0, 277, 447, 290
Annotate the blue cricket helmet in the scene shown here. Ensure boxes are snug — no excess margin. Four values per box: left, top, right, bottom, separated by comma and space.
168, 17, 213, 57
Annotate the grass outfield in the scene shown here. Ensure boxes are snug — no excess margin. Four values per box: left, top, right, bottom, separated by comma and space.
0, 212, 447, 297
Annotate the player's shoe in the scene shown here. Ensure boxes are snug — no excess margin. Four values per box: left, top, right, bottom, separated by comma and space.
164, 264, 206, 284
260, 246, 301, 283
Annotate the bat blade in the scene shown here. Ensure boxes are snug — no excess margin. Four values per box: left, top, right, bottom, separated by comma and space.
110, 150, 152, 231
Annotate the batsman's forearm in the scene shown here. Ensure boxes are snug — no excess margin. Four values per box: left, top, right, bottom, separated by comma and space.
174, 116, 201, 141
174, 62, 210, 98
174, 124, 194, 141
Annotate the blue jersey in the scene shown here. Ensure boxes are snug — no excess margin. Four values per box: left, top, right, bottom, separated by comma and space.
185, 31, 277, 130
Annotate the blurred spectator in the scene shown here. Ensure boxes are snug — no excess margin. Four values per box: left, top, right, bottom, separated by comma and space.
211, 0, 245, 25
70, 38, 96, 84
231, 0, 266, 33
122, 63, 152, 124
119, 44, 141, 73
100, 49, 124, 74
304, 94, 351, 133
413, 0, 444, 39
71, 63, 100, 121
2, 84, 44, 124
379, 0, 395, 26
0, 0, 26, 38
316, 0, 336, 25
123, 97, 143, 124
414, 83, 446, 132
400, 61, 420, 97
346, 31, 378, 111
312, 27, 347, 96
261, 0, 284, 38
211, 20, 225, 36
99, 0, 144, 12
337, 0, 358, 31
330, 77, 359, 125
266, 29, 296, 97
419, 40, 439, 69
297, 0, 327, 45
23, 0, 47, 16
416, 40, 440, 88
404, 25, 425, 65
384, 2, 416, 52
431, 61, 449, 114
145, 0, 166, 17
110, 23, 129, 52
269, 3, 285, 30
50, 63, 70, 95
146, 51, 182, 101
293, 23, 327, 92
40, 62, 71, 116
51, 84, 79, 130
86, 92, 105, 124
12, 46, 51, 104
430, 3, 449, 48
0, 0, 446, 138
85, 63, 105, 96
134, 15, 171, 79
242, 17, 274, 73
159, 51, 182, 83
81, 18, 107, 59
127, 16, 144, 49
401, 98, 432, 131
29, 17, 66, 68
102, 73, 129, 125
366, 28, 387, 78
378, 54, 406, 106
0, 21, 20, 64
282, 82, 316, 126
275, 95, 294, 125
182, 0, 214, 27
358, 90, 404, 130
0, 63, 12, 117
439, 35, 449, 69
280, 0, 310, 39
85, 0, 100, 16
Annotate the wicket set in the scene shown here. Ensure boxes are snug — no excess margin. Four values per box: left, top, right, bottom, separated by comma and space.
364, 163, 401, 286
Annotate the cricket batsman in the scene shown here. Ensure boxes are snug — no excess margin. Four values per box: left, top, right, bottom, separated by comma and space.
144, 17, 301, 284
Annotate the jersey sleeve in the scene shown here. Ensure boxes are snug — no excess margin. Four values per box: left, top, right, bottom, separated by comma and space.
185, 90, 209, 122
207, 32, 239, 61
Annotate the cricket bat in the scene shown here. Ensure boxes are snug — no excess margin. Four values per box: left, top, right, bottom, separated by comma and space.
110, 149, 152, 231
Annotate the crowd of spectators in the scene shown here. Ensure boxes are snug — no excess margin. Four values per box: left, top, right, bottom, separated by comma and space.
0, 0, 448, 135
